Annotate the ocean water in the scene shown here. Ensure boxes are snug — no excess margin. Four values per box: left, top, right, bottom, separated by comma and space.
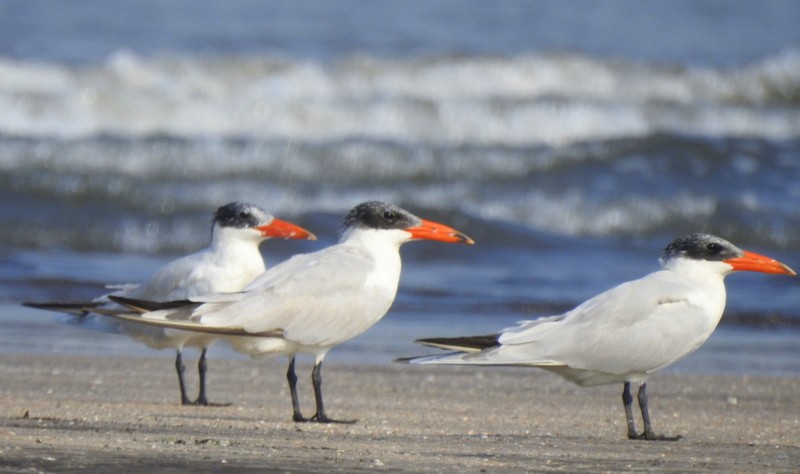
1, 0, 799, 376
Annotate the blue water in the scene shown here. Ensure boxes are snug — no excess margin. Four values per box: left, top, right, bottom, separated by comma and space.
3, 0, 799, 66
1, 0, 799, 375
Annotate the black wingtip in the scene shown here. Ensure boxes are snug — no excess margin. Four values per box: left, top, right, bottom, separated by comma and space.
22, 301, 102, 310
108, 295, 196, 312
416, 334, 501, 351
21, 301, 104, 316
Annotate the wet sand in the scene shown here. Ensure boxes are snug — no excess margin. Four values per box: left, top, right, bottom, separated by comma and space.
1, 353, 798, 472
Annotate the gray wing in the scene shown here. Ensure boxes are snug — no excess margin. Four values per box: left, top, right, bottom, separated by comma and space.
137, 244, 394, 347
471, 270, 717, 375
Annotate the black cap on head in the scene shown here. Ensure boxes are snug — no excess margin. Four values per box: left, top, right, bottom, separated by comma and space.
213, 202, 271, 229
341, 201, 422, 232
661, 233, 744, 263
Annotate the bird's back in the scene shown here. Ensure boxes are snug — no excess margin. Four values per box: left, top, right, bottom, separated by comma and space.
461, 268, 727, 385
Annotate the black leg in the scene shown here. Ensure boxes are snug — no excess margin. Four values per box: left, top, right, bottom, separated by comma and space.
637, 383, 682, 441
637, 383, 655, 439
182, 349, 230, 407
309, 360, 329, 422
308, 360, 356, 424
194, 348, 209, 406
287, 357, 307, 422
175, 350, 192, 405
622, 382, 638, 439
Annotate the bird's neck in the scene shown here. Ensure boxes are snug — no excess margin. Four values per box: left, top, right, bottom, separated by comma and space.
341, 228, 404, 290
209, 228, 267, 271
662, 257, 732, 279
662, 257, 729, 330
342, 228, 403, 259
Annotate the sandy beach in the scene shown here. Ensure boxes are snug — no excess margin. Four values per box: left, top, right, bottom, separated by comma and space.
1, 353, 798, 472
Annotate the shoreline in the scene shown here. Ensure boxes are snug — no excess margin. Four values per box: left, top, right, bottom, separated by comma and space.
1, 353, 798, 472
5, 302, 800, 379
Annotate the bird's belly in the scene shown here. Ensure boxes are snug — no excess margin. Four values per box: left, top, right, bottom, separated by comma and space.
223, 335, 298, 357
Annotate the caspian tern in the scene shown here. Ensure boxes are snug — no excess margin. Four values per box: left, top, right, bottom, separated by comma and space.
24, 202, 315, 405
104, 201, 474, 422
399, 233, 795, 440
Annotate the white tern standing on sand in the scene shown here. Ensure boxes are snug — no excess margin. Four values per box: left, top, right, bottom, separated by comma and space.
101, 201, 474, 422
24, 202, 315, 405
400, 233, 795, 440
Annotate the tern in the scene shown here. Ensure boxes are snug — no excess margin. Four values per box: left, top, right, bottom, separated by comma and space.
103, 201, 474, 422
24, 202, 315, 405
399, 233, 795, 440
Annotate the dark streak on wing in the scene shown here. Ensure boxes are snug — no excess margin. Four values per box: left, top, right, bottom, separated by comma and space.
22, 301, 104, 316
93, 310, 285, 338
108, 295, 198, 313
417, 334, 501, 352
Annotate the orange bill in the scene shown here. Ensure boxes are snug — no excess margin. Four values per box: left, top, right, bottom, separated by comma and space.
407, 219, 475, 244
257, 218, 317, 240
724, 250, 796, 275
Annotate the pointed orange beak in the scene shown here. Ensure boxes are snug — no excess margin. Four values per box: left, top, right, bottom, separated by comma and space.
725, 250, 796, 276
406, 219, 474, 244
257, 218, 317, 240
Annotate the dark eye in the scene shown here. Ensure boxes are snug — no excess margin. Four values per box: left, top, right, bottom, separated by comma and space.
382, 210, 396, 222
706, 243, 722, 253
239, 211, 250, 219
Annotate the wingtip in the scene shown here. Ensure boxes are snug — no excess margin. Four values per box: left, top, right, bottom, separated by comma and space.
21, 301, 102, 316
107, 295, 196, 312
415, 334, 501, 352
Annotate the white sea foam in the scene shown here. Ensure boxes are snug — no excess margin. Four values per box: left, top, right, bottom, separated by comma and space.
0, 51, 798, 145
0, 51, 797, 252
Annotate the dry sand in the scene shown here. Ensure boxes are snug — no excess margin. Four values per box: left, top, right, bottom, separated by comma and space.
0, 353, 798, 472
